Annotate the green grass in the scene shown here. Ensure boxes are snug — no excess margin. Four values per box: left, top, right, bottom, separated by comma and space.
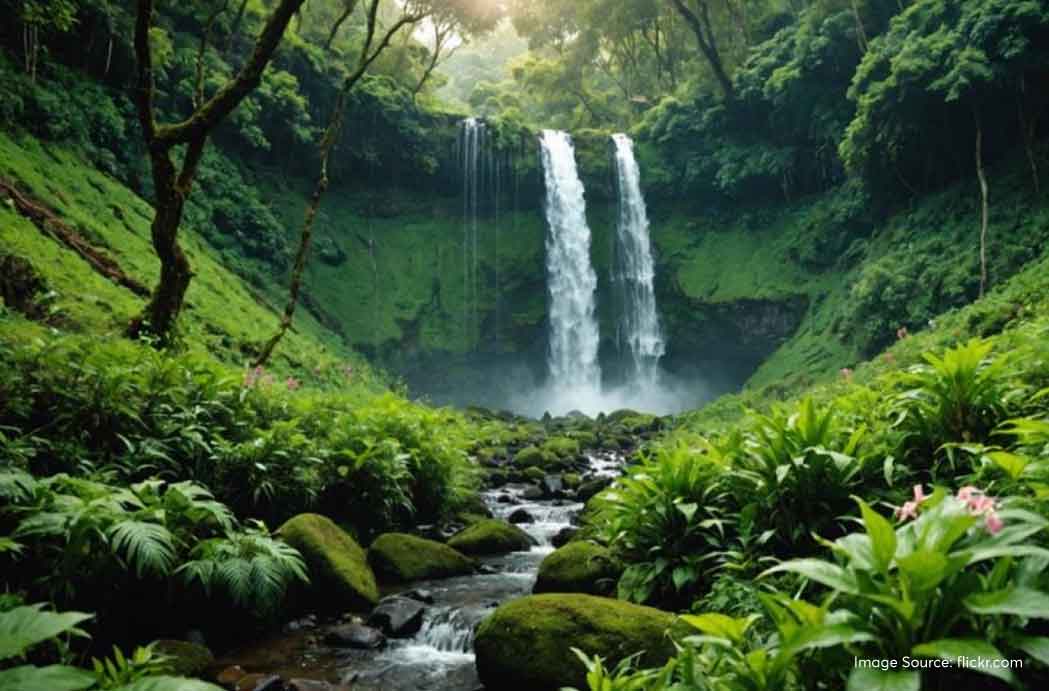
0, 131, 379, 384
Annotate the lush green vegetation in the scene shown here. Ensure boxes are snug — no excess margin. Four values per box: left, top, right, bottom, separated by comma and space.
570, 251, 1049, 689
1, 0, 1049, 689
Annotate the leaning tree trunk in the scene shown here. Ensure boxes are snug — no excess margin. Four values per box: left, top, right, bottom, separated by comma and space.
975, 116, 990, 298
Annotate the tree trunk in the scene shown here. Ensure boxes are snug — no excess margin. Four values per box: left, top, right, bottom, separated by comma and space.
254, 2, 426, 366
1018, 76, 1041, 195
669, 0, 734, 100
975, 118, 989, 298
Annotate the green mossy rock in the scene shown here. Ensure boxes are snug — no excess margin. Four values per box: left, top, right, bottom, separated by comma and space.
524, 466, 546, 482
278, 513, 379, 611
569, 431, 598, 448
368, 533, 475, 583
152, 640, 214, 676
513, 445, 550, 468
533, 542, 621, 596
447, 519, 534, 556
562, 473, 582, 489
542, 436, 581, 459
474, 594, 678, 690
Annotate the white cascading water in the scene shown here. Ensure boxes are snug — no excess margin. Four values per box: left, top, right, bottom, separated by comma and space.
539, 130, 602, 396
458, 118, 484, 351
611, 133, 665, 387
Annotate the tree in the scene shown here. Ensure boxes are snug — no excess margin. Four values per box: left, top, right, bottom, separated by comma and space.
668, 0, 736, 99
841, 0, 1049, 296
412, 1, 502, 98
254, 0, 429, 366
130, 0, 306, 343
17, 0, 78, 81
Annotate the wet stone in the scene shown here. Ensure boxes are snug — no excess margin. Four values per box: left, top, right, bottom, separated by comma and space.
324, 623, 386, 650
508, 508, 534, 524
367, 596, 426, 638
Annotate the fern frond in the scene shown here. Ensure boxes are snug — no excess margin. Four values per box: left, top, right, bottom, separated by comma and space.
107, 521, 177, 578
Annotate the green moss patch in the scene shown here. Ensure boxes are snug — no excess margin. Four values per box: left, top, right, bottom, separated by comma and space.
447, 519, 534, 556
533, 542, 621, 596
277, 513, 379, 611
367, 533, 475, 583
474, 594, 679, 690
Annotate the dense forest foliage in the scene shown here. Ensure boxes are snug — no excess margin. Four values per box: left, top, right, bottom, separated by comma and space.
1, 0, 1049, 690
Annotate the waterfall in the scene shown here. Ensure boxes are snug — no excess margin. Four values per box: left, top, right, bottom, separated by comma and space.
458, 118, 484, 351
539, 130, 601, 393
611, 134, 665, 386
457, 118, 513, 350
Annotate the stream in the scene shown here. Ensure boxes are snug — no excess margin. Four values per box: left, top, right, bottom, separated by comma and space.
216, 451, 622, 690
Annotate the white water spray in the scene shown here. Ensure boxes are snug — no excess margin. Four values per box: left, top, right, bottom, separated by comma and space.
539, 131, 602, 396
612, 133, 665, 387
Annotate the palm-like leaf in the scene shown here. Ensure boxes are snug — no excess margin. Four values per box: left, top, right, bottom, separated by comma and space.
107, 521, 177, 578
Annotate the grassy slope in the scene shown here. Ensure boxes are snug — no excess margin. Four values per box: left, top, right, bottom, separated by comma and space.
0, 131, 381, 385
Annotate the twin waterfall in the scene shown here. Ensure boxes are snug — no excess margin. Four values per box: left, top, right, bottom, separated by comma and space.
457, 120, 664, 414
538, 130, 664, 410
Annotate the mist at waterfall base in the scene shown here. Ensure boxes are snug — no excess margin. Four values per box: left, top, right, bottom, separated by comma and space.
416, 126, 719, 418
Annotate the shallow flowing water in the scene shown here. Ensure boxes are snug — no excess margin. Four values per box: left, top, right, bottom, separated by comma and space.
217, 451, 621, 690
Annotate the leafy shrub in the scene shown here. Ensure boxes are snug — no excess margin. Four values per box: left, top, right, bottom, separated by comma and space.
598, 436, 729, 606
0, 602, 223, 691
733, 397, 870, 554
892, 339, 1015, 477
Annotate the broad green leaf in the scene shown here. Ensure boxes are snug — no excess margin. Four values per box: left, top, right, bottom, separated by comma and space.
897, 550, 949, 592
965, 587, 1049, 619
1011, 636, 1049, 666
680, 613, 756, 645
761, 559, 859, 594
858, 499, 896, 573
0, 664, 96, 691
846, 667, 920, 691
0, 605, 93, 660
782, 622, 876, 657
985, 451, 1029, 480
912, 639, 1016, 684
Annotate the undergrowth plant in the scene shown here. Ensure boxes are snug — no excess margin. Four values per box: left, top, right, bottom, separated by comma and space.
0, 603, 222, 691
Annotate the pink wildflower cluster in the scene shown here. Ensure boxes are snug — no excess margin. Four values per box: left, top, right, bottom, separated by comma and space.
895, 484, 1004, 535
958, 486, 1004, 535
243, 366, 274, 389
895, 484, 928, 521
285, 377, 301, 391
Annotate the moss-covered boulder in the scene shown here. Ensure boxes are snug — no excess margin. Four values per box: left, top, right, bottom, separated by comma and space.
542, 436, 581, 459
152, 640, 214, 676
278, 513, 379, 611
513, 445, 551, 469
368, 533, 475, 583
533, 542, 621, 596
447, 519, 534, 556
523, 466, 545, 482
474, 594, 678, 690
562, 473, 582, 489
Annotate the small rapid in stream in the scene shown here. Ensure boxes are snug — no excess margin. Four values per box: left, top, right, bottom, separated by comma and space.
345, 450, 621, 690
218, 451, 622, 690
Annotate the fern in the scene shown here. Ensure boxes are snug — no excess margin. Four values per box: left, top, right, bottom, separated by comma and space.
106, 521, 177, 578
177, 521, 307, 617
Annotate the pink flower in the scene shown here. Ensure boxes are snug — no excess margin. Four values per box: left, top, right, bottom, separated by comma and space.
985, 512, 1004, 535
286, 377, 301, 391
957, 486, 979, 503
840, 368, 854, 381
896, 501, 920, 521
897, 326, 910, 340
895, 485, 930, 522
